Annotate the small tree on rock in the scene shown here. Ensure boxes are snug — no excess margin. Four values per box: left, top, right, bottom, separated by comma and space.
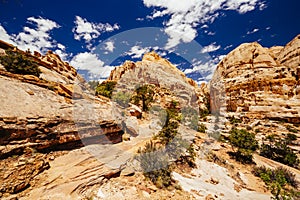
229, 128, 258, 163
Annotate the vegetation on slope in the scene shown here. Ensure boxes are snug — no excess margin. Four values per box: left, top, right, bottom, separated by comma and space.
253, 166, 299, 200
136, 89, 196, 189
94, 81, 117, 98
228, 128, 258, 163
0, 49, 41, 77
260, 134, 299, 168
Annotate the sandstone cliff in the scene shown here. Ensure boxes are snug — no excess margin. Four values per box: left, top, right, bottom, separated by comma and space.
210, 34, 300, 124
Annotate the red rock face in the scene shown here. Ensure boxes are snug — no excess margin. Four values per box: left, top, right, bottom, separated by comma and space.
210, 34, 300, 123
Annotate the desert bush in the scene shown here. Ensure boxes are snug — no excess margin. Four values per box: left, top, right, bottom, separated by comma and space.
137, 141, 173, 188
228, 128, 258, 163
137, 100, 196, 187
88, 80, 99, 90
198, 123, 207, 133
0, 49, 40, 77
286, 133, 297, 144
199, 108, 210, 118
95, 81, 117, 98
199, 96, 210, 119
112, 92, 131, 107
260, 135, 299, 168
286, 125, 298, 133
253, 166, 299, 200
229, 116, 242, 124
178, 144, 197, 168
131, 84, 155, 111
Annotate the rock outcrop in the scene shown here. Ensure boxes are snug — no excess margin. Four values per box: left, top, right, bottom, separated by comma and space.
108, 51, 199, 109
3, 36, 294, 200
0, 40, 125, 198
0, 43, 204, 199
210, 34, 300, 124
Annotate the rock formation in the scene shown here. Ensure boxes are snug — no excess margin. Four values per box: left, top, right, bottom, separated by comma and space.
108, 51, 200, 110
0, 40, 125, 198
210, 34, 300, 124
2, 34, 300, 199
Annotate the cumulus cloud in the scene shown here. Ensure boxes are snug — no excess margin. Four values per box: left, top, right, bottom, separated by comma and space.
104, 41, 115, 53
201, 42, 221, 53
72, 16, 120, 46
70, 52, 114, 80
0, 17, 64, 54
143, 0, 266, 48
0, 25, 13, 43
126, 46, 152, 58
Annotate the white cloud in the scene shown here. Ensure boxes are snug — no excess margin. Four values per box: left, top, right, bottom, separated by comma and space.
224, 44, 233, 50
184, 54, 225, 81
13, 17, 61, 52
126, 45, 152, 58
136, 17, 145, 21
72, 16, 119, 45
201, 42, 221, 53
54, 49, 69, 61
205, 30, 216, 36
143, 0, 265, 48
0, 24, 13, 43
201, 24, 209, 29
57, 43, 65, 50
104, 41, 115, 53
124, 45, 165, 59
70, 52, 114, 79
247, 28, 259, 34
259, 2, 267, 10
0, 17, 69, 59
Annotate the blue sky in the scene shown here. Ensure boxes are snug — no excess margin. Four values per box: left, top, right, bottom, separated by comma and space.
0, 0, 299, 83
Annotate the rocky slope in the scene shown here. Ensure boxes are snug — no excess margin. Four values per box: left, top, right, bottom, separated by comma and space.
108, 51, 199, 108
0, 40, 124, 198
2, 35, 300, 200
0, 42, 206, 199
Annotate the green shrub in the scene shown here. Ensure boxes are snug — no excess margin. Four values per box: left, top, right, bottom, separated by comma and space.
198, 123, 207, 133
112, 92, 131, 107
199, 108, 210, 118
131, 84, 155, 111
253, 166, 299, 200
95, 81, 117, 98
229, 116, 242, 124
136, 141, 173, 188
137, 99, 196, 187
88, 80, 99, 90
286, 133, 297, 144
260, 135, 299, 168
286, 125, 298, 133
228, 128, 258, 163
0, 49, 40, 77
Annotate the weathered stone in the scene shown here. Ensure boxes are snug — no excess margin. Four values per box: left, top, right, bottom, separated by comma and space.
210, 34, 300, 123
128, 104, 142, 118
